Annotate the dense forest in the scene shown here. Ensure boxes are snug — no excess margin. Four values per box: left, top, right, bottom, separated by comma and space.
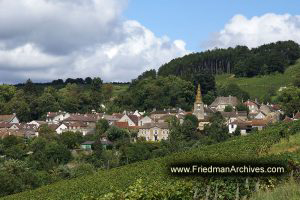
158, 40, 300, 78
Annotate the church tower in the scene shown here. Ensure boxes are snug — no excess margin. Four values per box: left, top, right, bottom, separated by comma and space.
193, 84, 204, 120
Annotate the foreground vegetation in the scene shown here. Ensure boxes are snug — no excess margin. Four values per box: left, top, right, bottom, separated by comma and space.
3, 120, 300, 199
250, 179, 300, 200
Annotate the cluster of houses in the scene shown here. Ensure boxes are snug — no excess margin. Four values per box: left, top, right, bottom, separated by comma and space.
0, 84, 299, 143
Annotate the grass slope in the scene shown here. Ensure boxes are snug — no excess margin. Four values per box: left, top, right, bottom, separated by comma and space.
268, 133, 300, 155
216, 60, 300, 99
3, 121, 300, 200
250, 179, 300, 200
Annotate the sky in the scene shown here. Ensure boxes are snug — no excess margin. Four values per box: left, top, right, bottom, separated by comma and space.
1, 0, 300, 84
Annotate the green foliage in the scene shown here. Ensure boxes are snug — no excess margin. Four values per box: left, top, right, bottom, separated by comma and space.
224, 105, 234, 112
60, 131, 83, 149
203, 112, 230, 143
0, 85, 16, 103
0, 160, 37, 197
106, 126, 129, 142
236, 103, 249, 112
95, 119, 110, 137
215, 59, 300, 100
158, 41, 300, 78
218, 83, 250, 101
70, 163, 95, 178
115, 76, 194, 111
276, 86, 300, 116
183, 114, 199, 128
250, 179, 300, 200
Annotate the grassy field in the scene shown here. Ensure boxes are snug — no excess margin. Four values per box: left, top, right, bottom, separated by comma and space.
111, 84, 129, 98
268, 133, 300, 155
250, 179, 300, 200
215, 60, 300, 100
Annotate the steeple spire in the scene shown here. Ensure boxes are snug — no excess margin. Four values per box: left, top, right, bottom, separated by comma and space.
195, 84, 202, 103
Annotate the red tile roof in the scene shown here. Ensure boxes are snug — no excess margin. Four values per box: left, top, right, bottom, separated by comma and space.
114, 122, 129, 129
251, 119, 268, 126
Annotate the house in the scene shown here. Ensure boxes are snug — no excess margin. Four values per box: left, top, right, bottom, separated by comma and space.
254, 111, 267, 120
150, 108, 184, 121
221, 111, 237, 124
138, 122, 169, 141
81, 139, 113, 150
228, 119, 252, 135
63, 114, 99, 127
0, 129, 26, 139
283, 116, 293, 123
63, 121, 92, 136
251, 119, 268, 131
294, 112, 300, 120
244, 100, 259, 113
102, 114, 121, 125
46, 111, 70, 124
55, 123, 68, 134
133, 110, 145, 117
0, 122, 14, 129
0, 114, 19, 123
118, 114, 139, 127
81, 141, 94, 150
114, 121, 130, 129
210, 96, 240, 112
138, 116, 152, 126
28, 120, 47, 127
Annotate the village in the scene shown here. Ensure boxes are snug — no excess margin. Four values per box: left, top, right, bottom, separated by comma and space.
0, 84, 298, 149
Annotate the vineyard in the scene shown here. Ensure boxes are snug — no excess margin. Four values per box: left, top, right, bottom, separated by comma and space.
2, 121, 300, 200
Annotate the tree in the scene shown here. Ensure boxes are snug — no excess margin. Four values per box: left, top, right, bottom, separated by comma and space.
38, 124, 58, 140
106, 126, 128, 142
167, 117, 183, 152
204, 112, 230, 143
181, 119, 198, 141
85, 77, 93, 84
37, 87, 60, 118
6, 90, 31, 122
183, 114, 198, 128
60, 131, 83, 149
276, 86, 300, 116
44, 141, 71, 165
0, 85, 16, 103
0, 160, 37, 197
236, 103, 249, 113
95, 119, 109, 138
23, 79, 37, 96
224, 105, 233, 112
218, 83, 250, 101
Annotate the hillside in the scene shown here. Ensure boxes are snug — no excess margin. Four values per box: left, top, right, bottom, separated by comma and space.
216, 59, 300, 100
3, 121, 300, 200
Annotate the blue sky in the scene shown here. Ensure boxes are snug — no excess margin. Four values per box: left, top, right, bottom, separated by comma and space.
125, 0, 300, 51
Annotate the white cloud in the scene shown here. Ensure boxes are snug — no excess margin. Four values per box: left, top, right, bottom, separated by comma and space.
205, 13, 300, 49
0, 0, 188, 83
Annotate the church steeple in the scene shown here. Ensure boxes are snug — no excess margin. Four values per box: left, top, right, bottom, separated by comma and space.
193, 83, 204, 120
195, 84, 202, 103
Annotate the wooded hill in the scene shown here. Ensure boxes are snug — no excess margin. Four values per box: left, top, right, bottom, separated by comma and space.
158, 40, 300, 79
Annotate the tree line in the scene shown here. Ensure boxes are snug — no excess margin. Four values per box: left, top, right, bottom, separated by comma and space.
158, 40, 300, 78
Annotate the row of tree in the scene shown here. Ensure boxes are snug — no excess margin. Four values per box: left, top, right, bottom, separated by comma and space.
158, 40, 300, 78
0, 78, 112, 122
